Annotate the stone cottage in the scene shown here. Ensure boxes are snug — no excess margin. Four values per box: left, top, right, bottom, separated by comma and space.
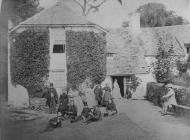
105, 14, 190, 99
9, 2, 190, 106
9, 2, 106, 106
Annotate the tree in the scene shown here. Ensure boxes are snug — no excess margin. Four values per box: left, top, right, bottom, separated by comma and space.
73, 0, 122, 16
0, 0, 41, 102
136, 3, 189, 27
153, 32, 174, 83
0, 0, 8, 102
4, 0, 42, 27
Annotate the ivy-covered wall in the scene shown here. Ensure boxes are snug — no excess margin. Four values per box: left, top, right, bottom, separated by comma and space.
66, 31, 107, 88
10, 28, 50, 96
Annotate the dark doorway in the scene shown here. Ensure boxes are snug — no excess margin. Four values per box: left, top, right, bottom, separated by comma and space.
112, 76, 124, 97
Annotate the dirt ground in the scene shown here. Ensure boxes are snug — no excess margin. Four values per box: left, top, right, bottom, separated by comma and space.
1, 99, 190, 140
1, 106, 153, 140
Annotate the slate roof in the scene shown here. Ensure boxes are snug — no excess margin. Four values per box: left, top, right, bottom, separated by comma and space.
10, 1, 106, 33
106, 25, 190, 75
20, 2, 93, 26
106, 29, 149, 75
107, 25, 190, 56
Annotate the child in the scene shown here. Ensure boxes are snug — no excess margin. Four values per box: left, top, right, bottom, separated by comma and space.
161, 84, 177, 115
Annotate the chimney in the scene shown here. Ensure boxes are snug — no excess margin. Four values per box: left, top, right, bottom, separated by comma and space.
129, 12, 141, 34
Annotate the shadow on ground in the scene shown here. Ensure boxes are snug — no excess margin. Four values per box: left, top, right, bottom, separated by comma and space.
1, 108, 154, 140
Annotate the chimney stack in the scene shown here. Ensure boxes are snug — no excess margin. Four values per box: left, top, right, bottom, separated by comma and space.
129, 12, 141, 34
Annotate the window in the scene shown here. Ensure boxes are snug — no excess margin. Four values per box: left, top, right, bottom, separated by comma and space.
53, 44, 65, 53
107, 53, 114, 57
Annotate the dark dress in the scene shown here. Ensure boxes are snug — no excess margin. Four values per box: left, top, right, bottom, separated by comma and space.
67, 104, 78, 123
85, 107, 102, 124
94, 85, 103, 105
43, 88, 58, 113
58, 93, 69, 116
102, 86, 112, 105
102, 86, 117, 112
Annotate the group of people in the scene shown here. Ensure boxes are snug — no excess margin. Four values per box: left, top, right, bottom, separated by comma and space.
43, 82, 118, 125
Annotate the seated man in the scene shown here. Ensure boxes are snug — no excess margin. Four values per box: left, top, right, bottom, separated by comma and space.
67, 99, 78, 123
84, 106, 102, 124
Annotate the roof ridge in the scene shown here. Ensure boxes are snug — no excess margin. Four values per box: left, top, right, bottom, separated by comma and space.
107, 24, 190, 31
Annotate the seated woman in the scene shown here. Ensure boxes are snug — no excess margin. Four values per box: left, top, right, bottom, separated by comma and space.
102, 83, 118, 115
58, 90, 69, 117
83, 106, 102, 124
81, 105, 91, 122
67, 99, 78, 123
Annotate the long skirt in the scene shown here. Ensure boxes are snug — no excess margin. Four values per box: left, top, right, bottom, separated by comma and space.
73, 96, 84, 116
86, 92, 98, 108
112, 87, 122, 99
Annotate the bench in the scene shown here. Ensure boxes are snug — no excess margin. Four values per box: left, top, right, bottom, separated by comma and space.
172, 104, 190, 119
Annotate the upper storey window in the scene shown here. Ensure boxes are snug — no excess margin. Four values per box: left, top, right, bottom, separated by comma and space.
53, 44, 65, 53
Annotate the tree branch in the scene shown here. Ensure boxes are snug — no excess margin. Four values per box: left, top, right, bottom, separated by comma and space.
73, 0, 85, 15
86, 0, 106, 15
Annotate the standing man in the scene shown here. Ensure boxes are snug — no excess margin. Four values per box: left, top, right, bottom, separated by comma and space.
43, 83, 58, 114
94, 82, 103, 106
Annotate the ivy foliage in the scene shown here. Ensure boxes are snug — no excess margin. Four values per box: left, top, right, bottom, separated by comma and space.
66, 31, 107, 88
153, 32, 174, 83
10, 28, 50, 95
176, 60, 188, 74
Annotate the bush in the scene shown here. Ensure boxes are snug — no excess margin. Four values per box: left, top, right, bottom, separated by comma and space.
153, 32, 174, 83
146, 82, 168, 106
66, 31, 107, 88
10, 28, 50, 96
176, 59, 188, 74
172, 73, 190, 87
146, 82, 190, 107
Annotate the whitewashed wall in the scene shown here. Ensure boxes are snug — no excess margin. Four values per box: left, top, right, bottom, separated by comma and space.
132, 73, 156, 99
8, 26, 104, 106
132, 56, 156, 99
8, 39, 29, 107
49, 26, 103, 96
49, 28, 67, 96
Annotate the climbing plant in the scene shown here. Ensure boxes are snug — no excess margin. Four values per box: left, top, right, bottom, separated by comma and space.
10, 28, 50, 95
66, 31, 106, 88
153, 32, 174, 83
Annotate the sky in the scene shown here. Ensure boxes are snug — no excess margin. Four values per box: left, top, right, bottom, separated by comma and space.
40, 0, 190, 28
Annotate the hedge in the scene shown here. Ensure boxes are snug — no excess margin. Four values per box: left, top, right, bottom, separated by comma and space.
10, 28, 50, 96
66, 31, 106, 88
146, 82, 168, 106
146, 82, 190, 107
